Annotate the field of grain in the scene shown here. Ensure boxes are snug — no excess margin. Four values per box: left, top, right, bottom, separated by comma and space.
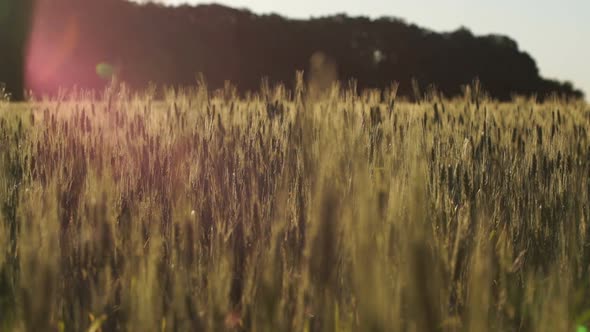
1, 79, 590, 331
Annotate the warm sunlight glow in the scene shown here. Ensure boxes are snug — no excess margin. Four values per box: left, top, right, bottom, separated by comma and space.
26, 3, 81, 93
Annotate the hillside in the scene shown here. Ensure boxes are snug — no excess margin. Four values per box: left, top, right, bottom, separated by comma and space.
14, 0, 585, 99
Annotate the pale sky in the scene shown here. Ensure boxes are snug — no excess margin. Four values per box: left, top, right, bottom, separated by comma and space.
139, 0, 590, 97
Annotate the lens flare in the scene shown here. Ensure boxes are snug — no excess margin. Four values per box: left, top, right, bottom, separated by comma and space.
96, 62, 115, 80
25, 1, 80, 93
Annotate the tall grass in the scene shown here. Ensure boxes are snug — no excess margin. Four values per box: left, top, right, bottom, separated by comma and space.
1, 80, 589, 331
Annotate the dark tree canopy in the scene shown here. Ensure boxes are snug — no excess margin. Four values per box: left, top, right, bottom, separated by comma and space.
0, 0, 35, 101
0, 0, 584, 100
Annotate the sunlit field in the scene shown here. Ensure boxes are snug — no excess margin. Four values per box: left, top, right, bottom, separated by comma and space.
1, 78, 590, 331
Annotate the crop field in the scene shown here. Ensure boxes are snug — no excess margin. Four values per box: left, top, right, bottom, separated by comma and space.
1, 79, 590, 331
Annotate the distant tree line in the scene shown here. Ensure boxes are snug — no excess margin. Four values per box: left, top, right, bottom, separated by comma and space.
0, 0, 584, 100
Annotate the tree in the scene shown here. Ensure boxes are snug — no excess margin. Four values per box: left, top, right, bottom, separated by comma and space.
0, 0, 34, 101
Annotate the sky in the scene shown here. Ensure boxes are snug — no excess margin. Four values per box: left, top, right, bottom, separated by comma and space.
143, 0, 590, 96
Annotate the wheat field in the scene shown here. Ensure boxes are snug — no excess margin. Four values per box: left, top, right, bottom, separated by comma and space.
1, 78, 589, 331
